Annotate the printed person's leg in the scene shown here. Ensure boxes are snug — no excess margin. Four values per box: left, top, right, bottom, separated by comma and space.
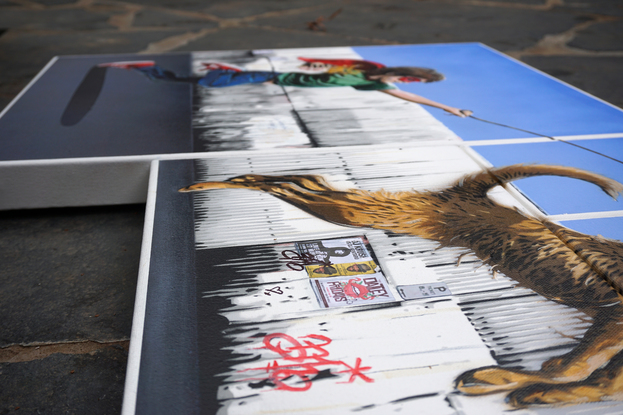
202, 63, 242, 72
133, 65, 197, 83
197, 70, 278, 87
96, 62, 277, 87
98, 61, 198, 83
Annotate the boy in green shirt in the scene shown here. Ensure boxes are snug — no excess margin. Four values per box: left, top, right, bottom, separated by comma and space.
99, 60, 472, 117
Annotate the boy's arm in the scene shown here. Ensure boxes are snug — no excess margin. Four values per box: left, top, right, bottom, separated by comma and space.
298, 57, 384, 71
379, 89, 472, 117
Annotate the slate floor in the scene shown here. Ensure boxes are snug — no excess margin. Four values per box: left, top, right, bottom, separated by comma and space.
0, 0, 622, 413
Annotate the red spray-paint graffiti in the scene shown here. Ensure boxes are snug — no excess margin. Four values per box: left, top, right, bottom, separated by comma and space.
242, 333, 373, 391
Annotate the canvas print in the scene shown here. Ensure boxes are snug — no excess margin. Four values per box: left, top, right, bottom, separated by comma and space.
4, 43, 623, 161
130, 148, 623, 414
124, 44, 623, 415
174, 146, 623, 414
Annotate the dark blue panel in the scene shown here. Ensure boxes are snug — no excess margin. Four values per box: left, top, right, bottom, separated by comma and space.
0, 53, 192, 160
136, 160, 199, 415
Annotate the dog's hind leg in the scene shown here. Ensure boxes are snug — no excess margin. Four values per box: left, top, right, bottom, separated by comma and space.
507, 344, 623, 407
456, 310, 623, 399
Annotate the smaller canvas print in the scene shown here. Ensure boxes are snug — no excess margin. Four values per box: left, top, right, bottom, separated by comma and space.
138, 142, 622, 415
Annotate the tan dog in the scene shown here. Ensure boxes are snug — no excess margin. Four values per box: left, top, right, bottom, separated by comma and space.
181, 164, 623, 408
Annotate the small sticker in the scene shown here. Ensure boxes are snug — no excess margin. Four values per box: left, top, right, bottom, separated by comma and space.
307, 260, 379, 278
396, 283, 452, 300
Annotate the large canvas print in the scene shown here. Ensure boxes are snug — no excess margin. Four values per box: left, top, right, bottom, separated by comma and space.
3, 43, 623, 160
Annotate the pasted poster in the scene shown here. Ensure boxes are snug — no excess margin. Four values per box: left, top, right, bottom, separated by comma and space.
289, 236, 395, 308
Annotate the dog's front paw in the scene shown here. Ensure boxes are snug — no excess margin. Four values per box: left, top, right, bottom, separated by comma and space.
455, 366, 536, 395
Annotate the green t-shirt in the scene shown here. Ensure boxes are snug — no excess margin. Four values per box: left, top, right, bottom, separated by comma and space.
275, 71, 395, 91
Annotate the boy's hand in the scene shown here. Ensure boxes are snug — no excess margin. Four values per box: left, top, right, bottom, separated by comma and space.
445, 108, 473, 117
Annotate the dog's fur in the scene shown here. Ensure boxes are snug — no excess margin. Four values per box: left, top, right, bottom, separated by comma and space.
181, 164, 623, 407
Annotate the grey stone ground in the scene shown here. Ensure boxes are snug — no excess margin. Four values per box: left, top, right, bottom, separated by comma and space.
0, 0, 621, 413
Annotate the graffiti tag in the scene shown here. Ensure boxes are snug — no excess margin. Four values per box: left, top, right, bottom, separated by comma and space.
243, 332, 373, 391
280, 250, 332, 271
264, 286, 284, 296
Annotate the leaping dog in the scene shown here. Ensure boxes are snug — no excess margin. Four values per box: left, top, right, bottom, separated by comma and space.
180, 164, 623, 408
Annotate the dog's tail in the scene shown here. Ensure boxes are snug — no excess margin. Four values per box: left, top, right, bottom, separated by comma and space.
462, 164, 623, 200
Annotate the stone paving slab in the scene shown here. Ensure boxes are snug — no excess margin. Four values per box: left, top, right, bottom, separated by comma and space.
558, 0, 623, 17
132, 9, 218, 29
0, 347, 128, 415
0, 9, 114, 31
175, 26, 375, 52
0, 205, 143, 347
255, 2, 581, 50
569, 19, 623, 51
30, 0, 76, 5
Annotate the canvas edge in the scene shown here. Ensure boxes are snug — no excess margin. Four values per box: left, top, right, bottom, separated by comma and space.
121, 159, 160, 415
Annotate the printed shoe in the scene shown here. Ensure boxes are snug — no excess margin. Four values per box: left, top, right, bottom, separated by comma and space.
97, 61, 156, 69
202, 62, 242, 72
